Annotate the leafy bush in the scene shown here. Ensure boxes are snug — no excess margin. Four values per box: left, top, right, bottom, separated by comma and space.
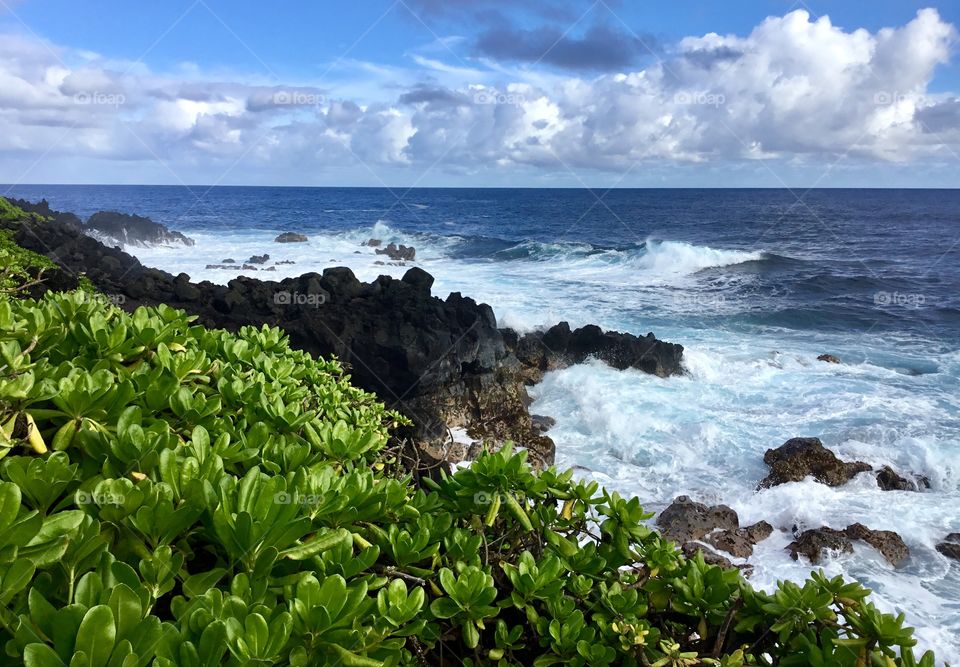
0, 289, 940, 666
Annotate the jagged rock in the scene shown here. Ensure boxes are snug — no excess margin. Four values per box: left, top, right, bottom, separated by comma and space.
86, 211, 194, 247
363, 238, 382, 247
876, 465, 930, 491
241, 264, 258, 271
275, 232, 308, 243
246, 254, 270, 264
375, 243, 416, 261
788, 527, 853, 563
6, 206, 686, 474
817, 354, 841, 364
937, 543, 960, 561
657, 496, 738, 543
7, 198, 82, 226
788, 524, 909, 566
507, 321, 685, 380
703, 521, 773, 559
759, 437, 872, 488
531, 415, 556, 433
845, 523, 909, 566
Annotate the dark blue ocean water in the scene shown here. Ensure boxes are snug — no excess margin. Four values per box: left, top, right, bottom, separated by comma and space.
4, 185, 960, 657
5, 185, 958, 342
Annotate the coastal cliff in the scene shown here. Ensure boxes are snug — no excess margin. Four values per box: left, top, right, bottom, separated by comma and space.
3, 203, 684, 469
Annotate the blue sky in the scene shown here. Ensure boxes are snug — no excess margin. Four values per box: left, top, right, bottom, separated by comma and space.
1, 0, 959, 186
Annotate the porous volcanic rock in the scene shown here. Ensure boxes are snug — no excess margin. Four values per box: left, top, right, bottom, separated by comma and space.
375, 242, 416, 261
788, 524, 909, 566
657, 496, 773, 561
275, 232, 308, 243
759, 437, 872, 488
85, 211, 194, 247
6, 206, 687, 474
875, 465, 930, 491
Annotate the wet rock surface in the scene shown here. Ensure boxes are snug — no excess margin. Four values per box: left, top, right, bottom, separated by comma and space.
657, 496, 773, 563
6, 208, 685, 471
937, 533, 960, 561
759, 437, 872, 488
275, 232, 308, 243
85, 211, 194, 247
375, 242, 416, 261
875, 465, 930, 491
817, 353, 841, 363
788, 523, 909, 566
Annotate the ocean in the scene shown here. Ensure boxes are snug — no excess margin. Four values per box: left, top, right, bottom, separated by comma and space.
5, 184, 959, 659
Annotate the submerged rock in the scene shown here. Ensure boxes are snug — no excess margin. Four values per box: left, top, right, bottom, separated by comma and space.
506, 321, 685, 379
876, 465, 930, 491
375, 242, 416, 261
817, 354, 841, 364
275, 232, 308, 243
85, 211, 194, 247
759, 437, 871, 488
788, 523, 909, 566
363, 238, 382, 247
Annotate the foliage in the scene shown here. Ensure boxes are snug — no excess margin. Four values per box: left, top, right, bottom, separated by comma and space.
0, 289, 941, 666
0, 196, 55, 293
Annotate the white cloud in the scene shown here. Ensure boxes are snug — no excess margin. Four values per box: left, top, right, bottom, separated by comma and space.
0, 8, 957, 184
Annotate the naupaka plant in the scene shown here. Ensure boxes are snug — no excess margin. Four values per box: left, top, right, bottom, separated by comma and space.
0, 279, 942, 666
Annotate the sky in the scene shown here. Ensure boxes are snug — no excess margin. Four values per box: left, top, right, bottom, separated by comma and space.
1, 0, 959, 187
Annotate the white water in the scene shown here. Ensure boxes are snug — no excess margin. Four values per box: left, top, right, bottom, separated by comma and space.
126, 223, 960, 662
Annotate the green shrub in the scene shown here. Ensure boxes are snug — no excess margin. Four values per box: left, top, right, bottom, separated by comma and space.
0, 290, 940, 666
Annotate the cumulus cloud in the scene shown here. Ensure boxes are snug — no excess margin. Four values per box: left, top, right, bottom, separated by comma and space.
0, 8, 957, 184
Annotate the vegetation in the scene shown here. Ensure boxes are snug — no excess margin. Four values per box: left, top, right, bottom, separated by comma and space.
0, 198, 56, 293
0, 218, 941, 665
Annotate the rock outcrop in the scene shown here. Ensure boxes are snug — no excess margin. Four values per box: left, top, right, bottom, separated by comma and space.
759, 437, 872, 488
936, 533, 960, 561
817, 354, 841, 364
657, 496, 773, 566
788, 523, 909, 566
5, 208, 685, 472
246, 254, 270, 264
506, 322, 685, 380
275, 232, 308, 243
375, 242, 416, 261
875, 465, 930, 492
85, 211, 195, 247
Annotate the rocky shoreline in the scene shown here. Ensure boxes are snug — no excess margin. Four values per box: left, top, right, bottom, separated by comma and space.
5, 198, 957, 573
3, 201, 684, 472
